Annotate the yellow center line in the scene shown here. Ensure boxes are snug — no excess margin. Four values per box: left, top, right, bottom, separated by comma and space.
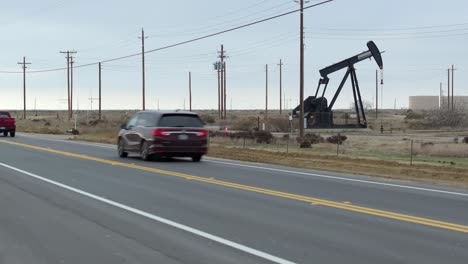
1, 139, 468, 234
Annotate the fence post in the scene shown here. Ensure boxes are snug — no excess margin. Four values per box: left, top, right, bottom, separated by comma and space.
410, 139, 414, 166
337, 142, 339, 156
286, 139, 289, 153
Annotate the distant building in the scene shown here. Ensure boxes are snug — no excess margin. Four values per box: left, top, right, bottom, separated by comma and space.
409, 96, 468, 110
440, 96, 468, 110
409, 96, 439, 110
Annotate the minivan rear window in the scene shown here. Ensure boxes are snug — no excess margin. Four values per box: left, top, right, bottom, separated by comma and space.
158, 114, 203, 128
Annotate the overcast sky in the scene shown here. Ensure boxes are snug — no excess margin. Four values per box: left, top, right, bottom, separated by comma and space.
0, 0, 467, 110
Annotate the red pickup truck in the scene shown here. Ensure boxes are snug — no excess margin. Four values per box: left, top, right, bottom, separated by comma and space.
0, 111, 16, 137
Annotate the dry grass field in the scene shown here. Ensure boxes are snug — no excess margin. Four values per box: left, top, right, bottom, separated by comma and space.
10, 109, 468, 187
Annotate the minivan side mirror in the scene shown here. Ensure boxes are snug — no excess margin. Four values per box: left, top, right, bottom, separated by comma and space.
120, 123, 127, 130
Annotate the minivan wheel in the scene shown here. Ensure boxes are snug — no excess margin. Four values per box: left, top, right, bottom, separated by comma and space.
141, 141, 152, 161
118, 139, 128, 158
3, 132, 7, 137
192, 155, 202, 162
10, 131, 15, 137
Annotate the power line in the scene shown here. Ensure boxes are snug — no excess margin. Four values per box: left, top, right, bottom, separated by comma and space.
147, 1, 296, 38
306, 32, 468, 40
0, 0, 333, 74
306, 27, 468, 36
144, 0, 271, 36
306, 22, 468, 32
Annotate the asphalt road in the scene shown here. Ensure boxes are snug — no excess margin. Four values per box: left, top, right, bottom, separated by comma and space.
0, 133, 467, 264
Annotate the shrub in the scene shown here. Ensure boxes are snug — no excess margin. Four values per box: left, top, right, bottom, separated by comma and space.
421, 142, 434, 148
405, 110, 425, 120
463, 137, 468, 144
231, 117, 258, 131
300, 140, 312, 148
200, 114, 215, 124
304, 133, 324, 144
88, 119, 105, 126
230, 131, 254, 139
268, 118, 289, 132
425, 109, 468, 128
454, 137, 459, 144
254, 131, 274, 144
326, 134, 347, 145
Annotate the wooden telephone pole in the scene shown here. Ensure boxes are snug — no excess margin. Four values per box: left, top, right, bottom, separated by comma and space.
18, 57, 31, 119
278, 59, 283, 115
218, 45, 227, 119
447, 68, 450, 110
139, 28, 148, 110
98, 62, 102, 120
265, 64, 269, 129
189, 72, 192, 111
70, 55, 75, 114
217, 64, 221, 118
299, 0, 305, 137
451, 64, 456, 110
60, 50, 77, 119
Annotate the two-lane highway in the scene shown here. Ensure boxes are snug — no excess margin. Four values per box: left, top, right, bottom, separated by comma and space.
0, 133, 467, 263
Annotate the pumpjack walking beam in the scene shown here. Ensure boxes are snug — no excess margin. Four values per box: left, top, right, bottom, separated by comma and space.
313, 41, 383, 127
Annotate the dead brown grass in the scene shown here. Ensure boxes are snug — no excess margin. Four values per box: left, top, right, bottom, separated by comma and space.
208, 146, 468, 188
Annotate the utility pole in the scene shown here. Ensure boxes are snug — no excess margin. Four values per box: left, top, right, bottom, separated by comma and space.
223, 61, 227, 119
220, 46, 224, 119
70, 55, 75, 114
439, 82, 442, 109
217, 64, 221, 118
139, 28, 148, 110
218, 45, 227, 119
447, 68, 450, 110
375, 70, 378, 119
60, 50, 76, 119
98, 62, 102, 120
278, 59, 283, 115
284, 91, 286, 111
18, 57, 31, 119
451, 64, 455, 110
88, 97, 98, 111
189, 71, 192, 111
265, 64, 269, 128
298, 0, 305, 137
380, 70, 384, 110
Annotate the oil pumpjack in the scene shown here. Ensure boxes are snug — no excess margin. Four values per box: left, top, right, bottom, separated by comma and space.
293, 41, 384, 128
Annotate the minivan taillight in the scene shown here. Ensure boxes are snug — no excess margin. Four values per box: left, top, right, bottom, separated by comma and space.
152, 129, 171, 137
195, 130, 209, 138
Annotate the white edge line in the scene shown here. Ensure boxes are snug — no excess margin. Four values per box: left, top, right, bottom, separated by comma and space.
16, 133, 468, 197
0, 162, 296, 264
204, 159, 468, 197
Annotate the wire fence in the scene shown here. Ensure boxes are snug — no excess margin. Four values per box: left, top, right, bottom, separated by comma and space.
208, 133, 468, 168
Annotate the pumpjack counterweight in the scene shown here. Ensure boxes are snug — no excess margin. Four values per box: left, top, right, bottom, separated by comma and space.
293, 41, 383, 128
